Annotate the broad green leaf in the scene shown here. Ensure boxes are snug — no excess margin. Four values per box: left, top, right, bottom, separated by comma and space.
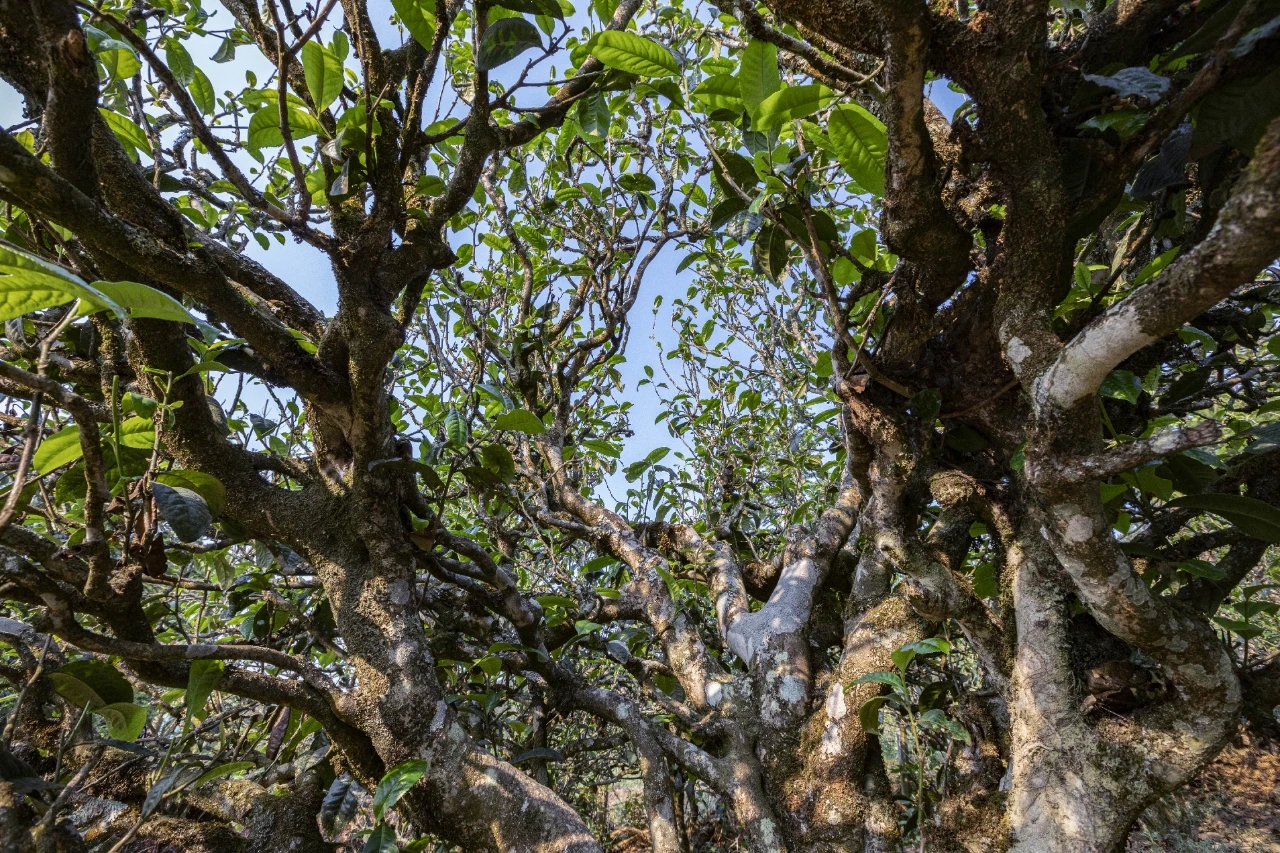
1083, 67, 1170, 102
477, 17, 543, 71
85, 280, 197, 324
476, 655, 502, 676
692, 73, 743, 113
152, 482, 212, 542
1167, 493, 1280, 543
1100, 370, 1143, 403
302, 41, 344, 112
247, 106, 325, 152
186, 659, 225, 723
577, 91, 611, 138
52, 659, 134, 707
493, 409, 546, 434
754, 84, 831, 130
99, 108, 151, 160
373, 759, 429, 820
0, 244, 120, 321
1178, 559, 1226, 580
165, 38, 196, 86
891, 647, 916, 672
590, 31, 677, 77
34, 425, 84, 474
828, 104, 887, 197
1215, 616, 1264, 640
739, 39, 780, 120
157, 471, 226, 517
391, 0, 437, 50
96, 702, 147, 742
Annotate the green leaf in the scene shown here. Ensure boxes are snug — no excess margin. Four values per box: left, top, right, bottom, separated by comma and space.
972, 562, 999, 599
891, 647, 916, 672
0, 243, 120, 321
739, 39, 780, 120
362, 823, 398, 853
477, 17, 543, 71
1215, 616, 1264, 640
302, 41, 344, 112
98, 42, 141, 81
494, 0, 564, 17
480, 444, 516, 481
1133, 247, 1178, 286
444, 408, 469, 445
52, 659, 134, 708
247, 105, 325, 152
188, 67, 216, 116
576, 90, 611, 138
164, 39, 196, 86
692, 73, 743, 114
117, 416, 156, 449
814, 351, 833, 378
156, 471, 226, 517
87, 280, 197, 324
373, 759, 429, 821
493, 409, 546, 434
1100, 369, 1143, 403
191, 760, 256, 789
475, 655, 502, 677
33, 425, 84, 474
1178, 559, 1226, 580
391, 0, 437, 49
828, 104, 887, 197
858, 695, 887, 735
1167, 494, 1280, 543
152, 482, 212, 542
754, 84, 831, 130
852, 670, 906, 691
590, 31, 677, 77
96, 702, 147, 742
186, 659, 225, 724
99, 108, 151, 160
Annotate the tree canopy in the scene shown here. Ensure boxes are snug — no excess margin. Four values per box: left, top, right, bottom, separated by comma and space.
0, 0, 1279, 851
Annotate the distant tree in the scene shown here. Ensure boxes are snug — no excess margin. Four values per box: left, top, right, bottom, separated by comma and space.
0, 1, 1278, 851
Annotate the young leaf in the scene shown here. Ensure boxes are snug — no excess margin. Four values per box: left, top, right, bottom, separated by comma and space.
99, 108, 151, 160
858, 695, 888, 735
152, 483, 213, 542
0, 244, 120, 322
191, 761, 256, 789
477, 18, 543, 71
302, 41, 345, 112
692, 73, 743, 114
247, 106, 325, 152
33, 425, 84, 474
754, 84, 831, 130
828, 104, 887, 197
86, 280, 198, 324
590, 31, 677, 77
372, 759, 430, 820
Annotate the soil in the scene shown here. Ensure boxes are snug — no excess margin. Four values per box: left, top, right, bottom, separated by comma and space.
1128, 737, 1280, 853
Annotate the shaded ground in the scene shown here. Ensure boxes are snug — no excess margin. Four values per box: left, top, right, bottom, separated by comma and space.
1129, 737, 1280, 853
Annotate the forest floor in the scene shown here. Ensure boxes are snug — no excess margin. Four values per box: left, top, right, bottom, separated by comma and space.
1128, 735, 1280, 852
